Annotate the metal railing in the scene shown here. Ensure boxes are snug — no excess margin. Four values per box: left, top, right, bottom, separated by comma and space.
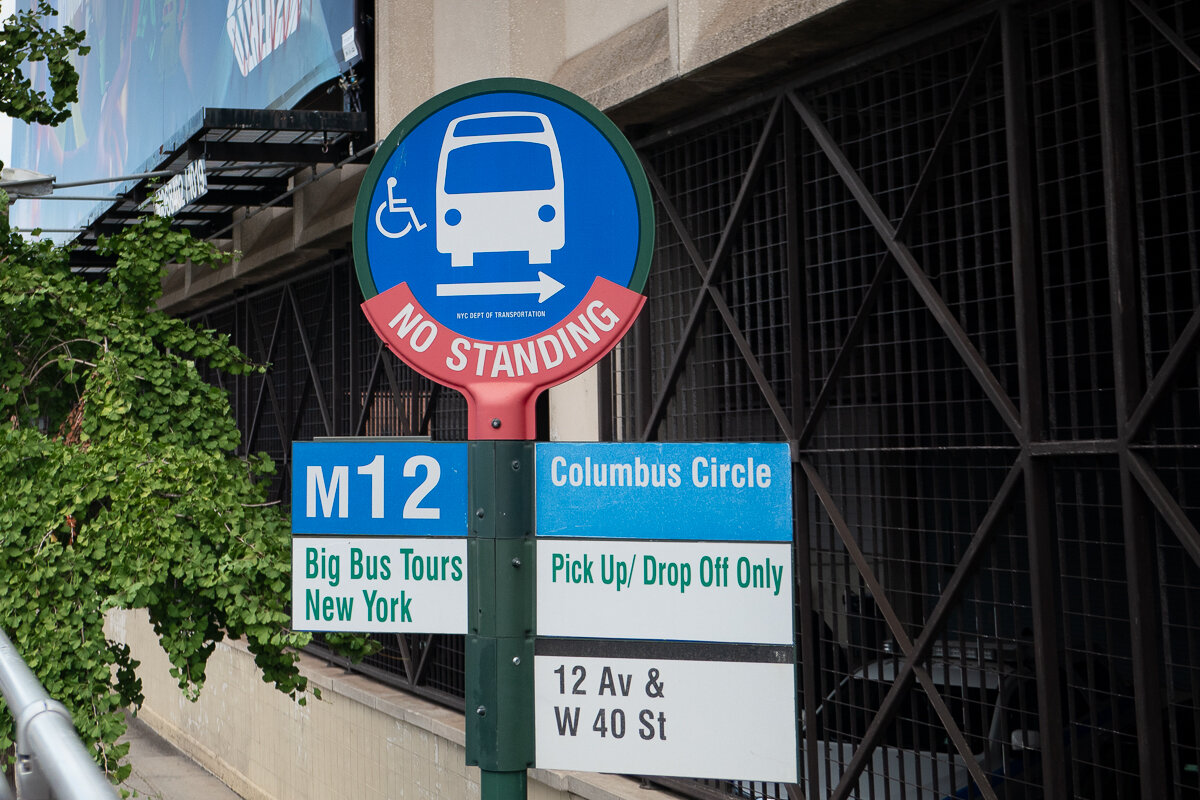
0, 628, 116, 800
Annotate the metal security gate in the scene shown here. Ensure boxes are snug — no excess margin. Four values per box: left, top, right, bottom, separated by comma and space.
609, 0, 1200, 798
188, 0, 1200, 796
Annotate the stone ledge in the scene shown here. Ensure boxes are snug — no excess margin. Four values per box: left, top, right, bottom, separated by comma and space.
109, 609, 681, 800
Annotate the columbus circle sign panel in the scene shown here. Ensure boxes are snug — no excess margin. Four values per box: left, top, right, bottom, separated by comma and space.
353, 78, 653, 438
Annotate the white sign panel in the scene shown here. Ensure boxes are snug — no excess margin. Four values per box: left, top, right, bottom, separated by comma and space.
537, 540, 793, 643
153, 159, 208, 217
535, 654, 798, 781
291, 537, 466, 633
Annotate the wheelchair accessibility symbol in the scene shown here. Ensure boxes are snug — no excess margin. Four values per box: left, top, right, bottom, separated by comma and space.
375, 177, 427, 239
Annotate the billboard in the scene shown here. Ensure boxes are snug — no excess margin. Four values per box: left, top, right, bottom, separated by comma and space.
8, 0, 361, 237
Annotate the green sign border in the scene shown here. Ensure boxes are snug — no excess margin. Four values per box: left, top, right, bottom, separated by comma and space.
352, 77, 654, 302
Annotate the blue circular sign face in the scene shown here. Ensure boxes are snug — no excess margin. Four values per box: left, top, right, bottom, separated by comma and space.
355, 80, 652, 343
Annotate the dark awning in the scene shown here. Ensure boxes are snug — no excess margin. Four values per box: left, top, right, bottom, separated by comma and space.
70, 107, 372, 272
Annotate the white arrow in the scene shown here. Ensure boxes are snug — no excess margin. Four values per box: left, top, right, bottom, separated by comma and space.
436, 271, 565, 303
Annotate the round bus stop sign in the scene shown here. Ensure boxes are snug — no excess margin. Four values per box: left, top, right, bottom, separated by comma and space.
354, 78, 653, 439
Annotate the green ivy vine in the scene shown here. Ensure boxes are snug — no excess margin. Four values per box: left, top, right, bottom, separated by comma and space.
0, 3, 374, 783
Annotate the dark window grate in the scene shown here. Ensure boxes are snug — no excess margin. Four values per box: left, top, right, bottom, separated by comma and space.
190, 0, 1200, 796
613, 1, 1200, 798
190, 255, 468, 705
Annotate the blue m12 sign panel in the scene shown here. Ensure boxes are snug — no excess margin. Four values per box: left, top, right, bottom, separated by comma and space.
535, 442, 792, 541
291, 441, 468, 535
291, 440, 469, 634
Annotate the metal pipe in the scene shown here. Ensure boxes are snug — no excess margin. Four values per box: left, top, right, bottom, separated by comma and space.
49, 171, 176, 189
11, 195, 123, 201
0, 628, 117, 800
4, 163, 297, 196
10, 229, 86, 234
0, 177, 55, 189
8, 196, 121, 202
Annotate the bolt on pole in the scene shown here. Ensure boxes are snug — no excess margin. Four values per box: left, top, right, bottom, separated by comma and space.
466, 441, 535, 800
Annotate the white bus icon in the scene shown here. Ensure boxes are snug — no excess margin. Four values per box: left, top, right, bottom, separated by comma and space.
436, 111, 565, 267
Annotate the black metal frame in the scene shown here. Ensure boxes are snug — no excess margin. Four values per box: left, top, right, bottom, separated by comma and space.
611, 1, 1200, 798
70, 108, 372, 271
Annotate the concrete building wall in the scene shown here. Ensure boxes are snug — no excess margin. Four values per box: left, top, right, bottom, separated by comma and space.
163, 0, 876, 313
372, 0, 868, 126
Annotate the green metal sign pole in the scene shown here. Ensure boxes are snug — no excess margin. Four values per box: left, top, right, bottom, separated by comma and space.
466, 440, 535, 800
350, 77, 652, 800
